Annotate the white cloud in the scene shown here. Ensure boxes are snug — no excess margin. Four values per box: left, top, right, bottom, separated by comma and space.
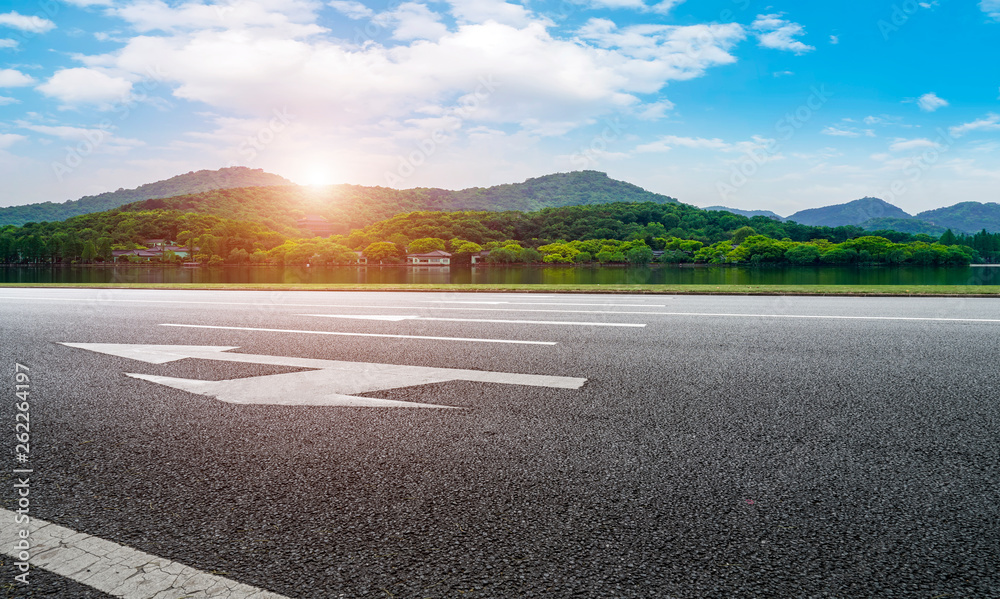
26, 0, 754, 186
829, 35, 838, 44
635, 99, 673, 120
329, 0, 374, 19
447, 0, 538, 27
110, 0, 325, 37
0, 38, 17, 48
916, 92, 948, 112
0, 11, 56, 33
87, 10, 744, 135
37, 68, 133, 106
773, 70, 794, 77
889, 138, 941, 152
981, 0, 1000, 20
752, 14, 814, 55
649, 0, 685, 13
19, 124, 110, 140
0, 69, 35, 87
373, 2, 448, 41
17, 123, 145, 153
577, 0, 646, 9
0, 133, 26, 148
573, 0, 684, 13
821, 126, 860, 138
576, 20, 746, 86
635, 134, 773, 155
949, 113, 1000, 137
0, 95, 18, 105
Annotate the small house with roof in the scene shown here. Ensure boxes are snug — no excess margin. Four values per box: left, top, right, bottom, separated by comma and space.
406, 249, 451, 265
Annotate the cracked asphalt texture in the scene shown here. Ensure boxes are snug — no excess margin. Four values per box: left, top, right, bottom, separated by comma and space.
1, 289, 998, 598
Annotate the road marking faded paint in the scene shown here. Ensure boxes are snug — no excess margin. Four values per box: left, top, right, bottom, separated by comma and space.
60, 344, 587, 408
157, 323, 557, 345
628, 312, 1000, 323
424, 300, 668, 307
0, 508, 293, 599
300, 314, 646, 327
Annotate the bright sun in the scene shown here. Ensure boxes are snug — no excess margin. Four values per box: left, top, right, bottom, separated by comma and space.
300, 168, 336, 186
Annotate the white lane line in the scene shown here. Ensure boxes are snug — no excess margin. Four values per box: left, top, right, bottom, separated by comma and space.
424, 300, 667, 307
158, 323, 557, 345
1, 508, 292, 598
0, 295, 379, 309
300, 314, 646, 327
631, 312, 1000, 323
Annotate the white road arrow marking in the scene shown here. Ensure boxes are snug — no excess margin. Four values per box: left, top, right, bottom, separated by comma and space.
300, 314, 646, 327
61, 344, 587, 408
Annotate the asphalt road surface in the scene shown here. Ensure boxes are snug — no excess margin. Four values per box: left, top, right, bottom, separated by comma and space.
1, 288, 998, 598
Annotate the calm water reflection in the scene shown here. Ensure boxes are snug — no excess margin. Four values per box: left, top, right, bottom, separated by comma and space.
2, 265, 999, 285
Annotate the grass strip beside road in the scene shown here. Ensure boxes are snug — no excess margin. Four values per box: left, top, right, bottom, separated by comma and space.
1, 282, 1000, 296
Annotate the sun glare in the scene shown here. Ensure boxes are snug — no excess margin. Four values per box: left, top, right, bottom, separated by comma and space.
300, 168, 336, 186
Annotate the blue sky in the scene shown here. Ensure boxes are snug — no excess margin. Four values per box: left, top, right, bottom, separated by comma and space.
1, 0, 998, 216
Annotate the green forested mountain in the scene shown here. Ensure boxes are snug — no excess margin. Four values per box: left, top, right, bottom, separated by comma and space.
787, 197, 911, 227
118, 171, 679, 233
860, 217, 947, 236
704, 206, 785, 221
0, 167, 294, 226
916, 202, 1000, 233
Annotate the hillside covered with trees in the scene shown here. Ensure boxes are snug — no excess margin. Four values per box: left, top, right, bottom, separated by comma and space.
0, 167, 295, 226
116, 171, 679, 232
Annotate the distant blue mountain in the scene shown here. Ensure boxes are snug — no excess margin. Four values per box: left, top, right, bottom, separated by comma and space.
786, 197, 911, 227
916, 202, 1000, 233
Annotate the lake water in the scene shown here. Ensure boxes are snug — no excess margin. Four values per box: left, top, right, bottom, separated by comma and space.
2, 265, 999, 286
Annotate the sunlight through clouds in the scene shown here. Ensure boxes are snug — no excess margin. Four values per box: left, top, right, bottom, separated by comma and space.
1, 0, 999, 212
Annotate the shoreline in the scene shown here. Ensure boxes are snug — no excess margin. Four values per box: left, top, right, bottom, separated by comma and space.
1, 282, 999, 297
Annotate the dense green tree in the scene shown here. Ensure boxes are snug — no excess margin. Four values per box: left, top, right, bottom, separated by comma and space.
626, 245, 654, 264
96, 237, 113, 261
363, 241, 402, 263
407, 237, 447, 254
786, 244, 821, 264
80, 241, 97, 262
731, 226, 757, 245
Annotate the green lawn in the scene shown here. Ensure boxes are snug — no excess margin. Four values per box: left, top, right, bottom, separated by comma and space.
2, 282, 1000, 296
